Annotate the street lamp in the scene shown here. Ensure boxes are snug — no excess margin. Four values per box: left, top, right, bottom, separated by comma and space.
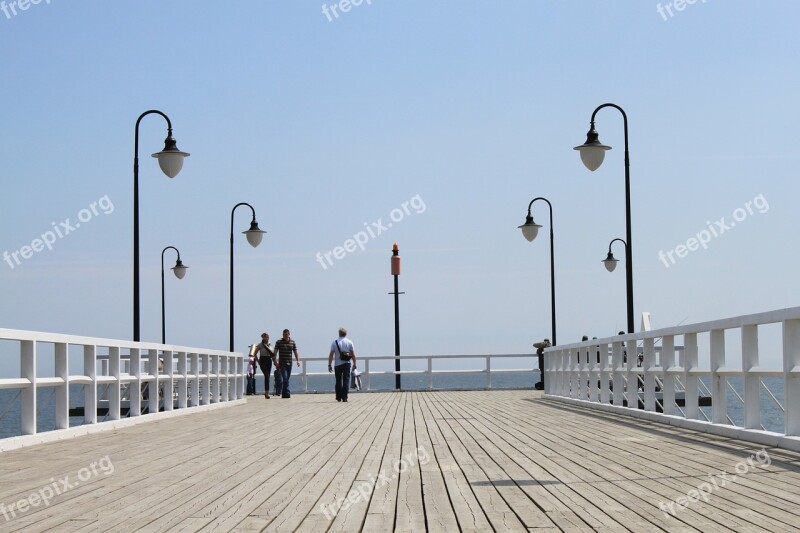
603, 238, 627, 273
518, 197, 556, 346
133, 110, 190, 341
574, 103, 634, 333
161, 246, 188, 344
230, 202, 266, 352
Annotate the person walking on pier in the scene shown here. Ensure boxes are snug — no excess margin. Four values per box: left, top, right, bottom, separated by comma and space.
246, 351, 257, 395
255, 333, 278, 398
328, 327, 357, 402
275, 329, 300, 398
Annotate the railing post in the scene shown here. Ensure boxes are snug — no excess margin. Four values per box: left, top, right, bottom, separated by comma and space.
560, 350, 569, 397
177, 351, 188, 409
365, 359, 371, 391
84, 345, 97, 424
302, 360, 308, 393
164, 350, 174, 411
710, 329, 727, 424
201, 354, 210, 405
130, 348, 141, 417
612, 341, 624, 406
643, 338, 656, 412
486, 356, 491, 389
147, 350, 159, 414
428, 357, 433, 391
684, 333, 700, 420
662, 335, 676, 416
220, 356, 229, 403
189, 353, 199, 406
55, 342, 69, 429
109, 346, 121, 421
625, 339, 638, 409
211, 355, 220, 403
598, 342, 609, 404
784, 319, 800, 436
20, 340, 36, 435
742, 325, 760, 429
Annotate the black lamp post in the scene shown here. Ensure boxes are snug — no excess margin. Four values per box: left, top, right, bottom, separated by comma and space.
230, 202, 266, 352
133, 110, 189, 341
518, 197, 556, 346
161, 246, 188, 344
574, 103, 634, 333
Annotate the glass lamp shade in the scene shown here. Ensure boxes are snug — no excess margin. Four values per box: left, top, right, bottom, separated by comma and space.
603, 252, 619, 272
152, 149, 190, 178
518, 217, 542, 242
171, 259, 188, 280
243, 221, 266, 247
575, 144, 611, 172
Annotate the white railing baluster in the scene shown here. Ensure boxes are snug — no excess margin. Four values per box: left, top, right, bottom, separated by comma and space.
109, 346, 121, 421
177, 351, 187, 409
643, 338, 656, 412
684, 333, 700, 420
55, 342, 69, 429
710, 329, 727, 424
742, 325, 760, 429
661, 335, 676, 416
130, 348, 141, 417
784, 319, 800, 436
84, 345, 97, 424
599, 343, 609, 404
21, 340, 36, 435
612, 341, 623, 406
625, 339, 638, 409
486, 356, 491, 389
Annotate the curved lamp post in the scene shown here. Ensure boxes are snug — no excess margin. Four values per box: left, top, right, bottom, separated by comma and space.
133, 110, 190, 341
230, 202, 266, 352
161, 246, 188, 344
518, 197, 556, 346
574, 103, 634, 333
602, 238, 633, 331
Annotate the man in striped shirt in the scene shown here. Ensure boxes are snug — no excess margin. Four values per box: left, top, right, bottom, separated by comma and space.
274, 329, 300, 398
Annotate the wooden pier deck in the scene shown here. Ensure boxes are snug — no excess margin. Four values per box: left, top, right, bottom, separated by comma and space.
1, 390, 799, 532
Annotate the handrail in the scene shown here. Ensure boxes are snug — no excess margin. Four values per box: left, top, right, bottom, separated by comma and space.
0, 327, 245, 445
543, 306, 800, 451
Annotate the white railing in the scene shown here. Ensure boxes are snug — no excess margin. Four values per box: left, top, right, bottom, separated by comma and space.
544, 307, 800, 451
0, 327, 244, 448
292, 353, 535, 391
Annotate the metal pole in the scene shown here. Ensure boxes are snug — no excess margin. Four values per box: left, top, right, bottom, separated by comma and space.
133, 110, 173, 342
390, 244, 404, 390
230, 203, 257, 352
591, 103, 634, 333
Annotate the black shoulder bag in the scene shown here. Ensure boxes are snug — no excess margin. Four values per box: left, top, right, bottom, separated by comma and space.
335, 341, 353, 361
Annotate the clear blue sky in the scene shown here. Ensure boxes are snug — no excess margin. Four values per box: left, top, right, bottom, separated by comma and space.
1, 1, 798, 377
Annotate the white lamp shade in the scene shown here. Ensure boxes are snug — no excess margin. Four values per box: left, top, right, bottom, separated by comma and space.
152, 149, 190, 178
575, 144, 611, 172
518, 221, 542, 242
244, 227, 265, 247
172, 262, 188, 279
603, 256, 618, 272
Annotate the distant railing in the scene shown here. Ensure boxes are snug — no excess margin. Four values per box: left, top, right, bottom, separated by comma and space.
544, 307, 800, 451
295, 353, 535, 391
0, 328, 244, 443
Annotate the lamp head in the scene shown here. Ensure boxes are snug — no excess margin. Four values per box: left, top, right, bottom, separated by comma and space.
602, 251, 619, 272
574, 124, 611, 172
171, 258, 188, 280
243, 220, 266, 247
518, 215, 542, 242
152, 130, 190, 178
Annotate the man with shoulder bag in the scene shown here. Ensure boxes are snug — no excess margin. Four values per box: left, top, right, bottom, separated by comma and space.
328, 327, 357, 403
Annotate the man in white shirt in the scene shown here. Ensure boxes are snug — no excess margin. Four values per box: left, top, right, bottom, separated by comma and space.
328, 327, 357, 402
